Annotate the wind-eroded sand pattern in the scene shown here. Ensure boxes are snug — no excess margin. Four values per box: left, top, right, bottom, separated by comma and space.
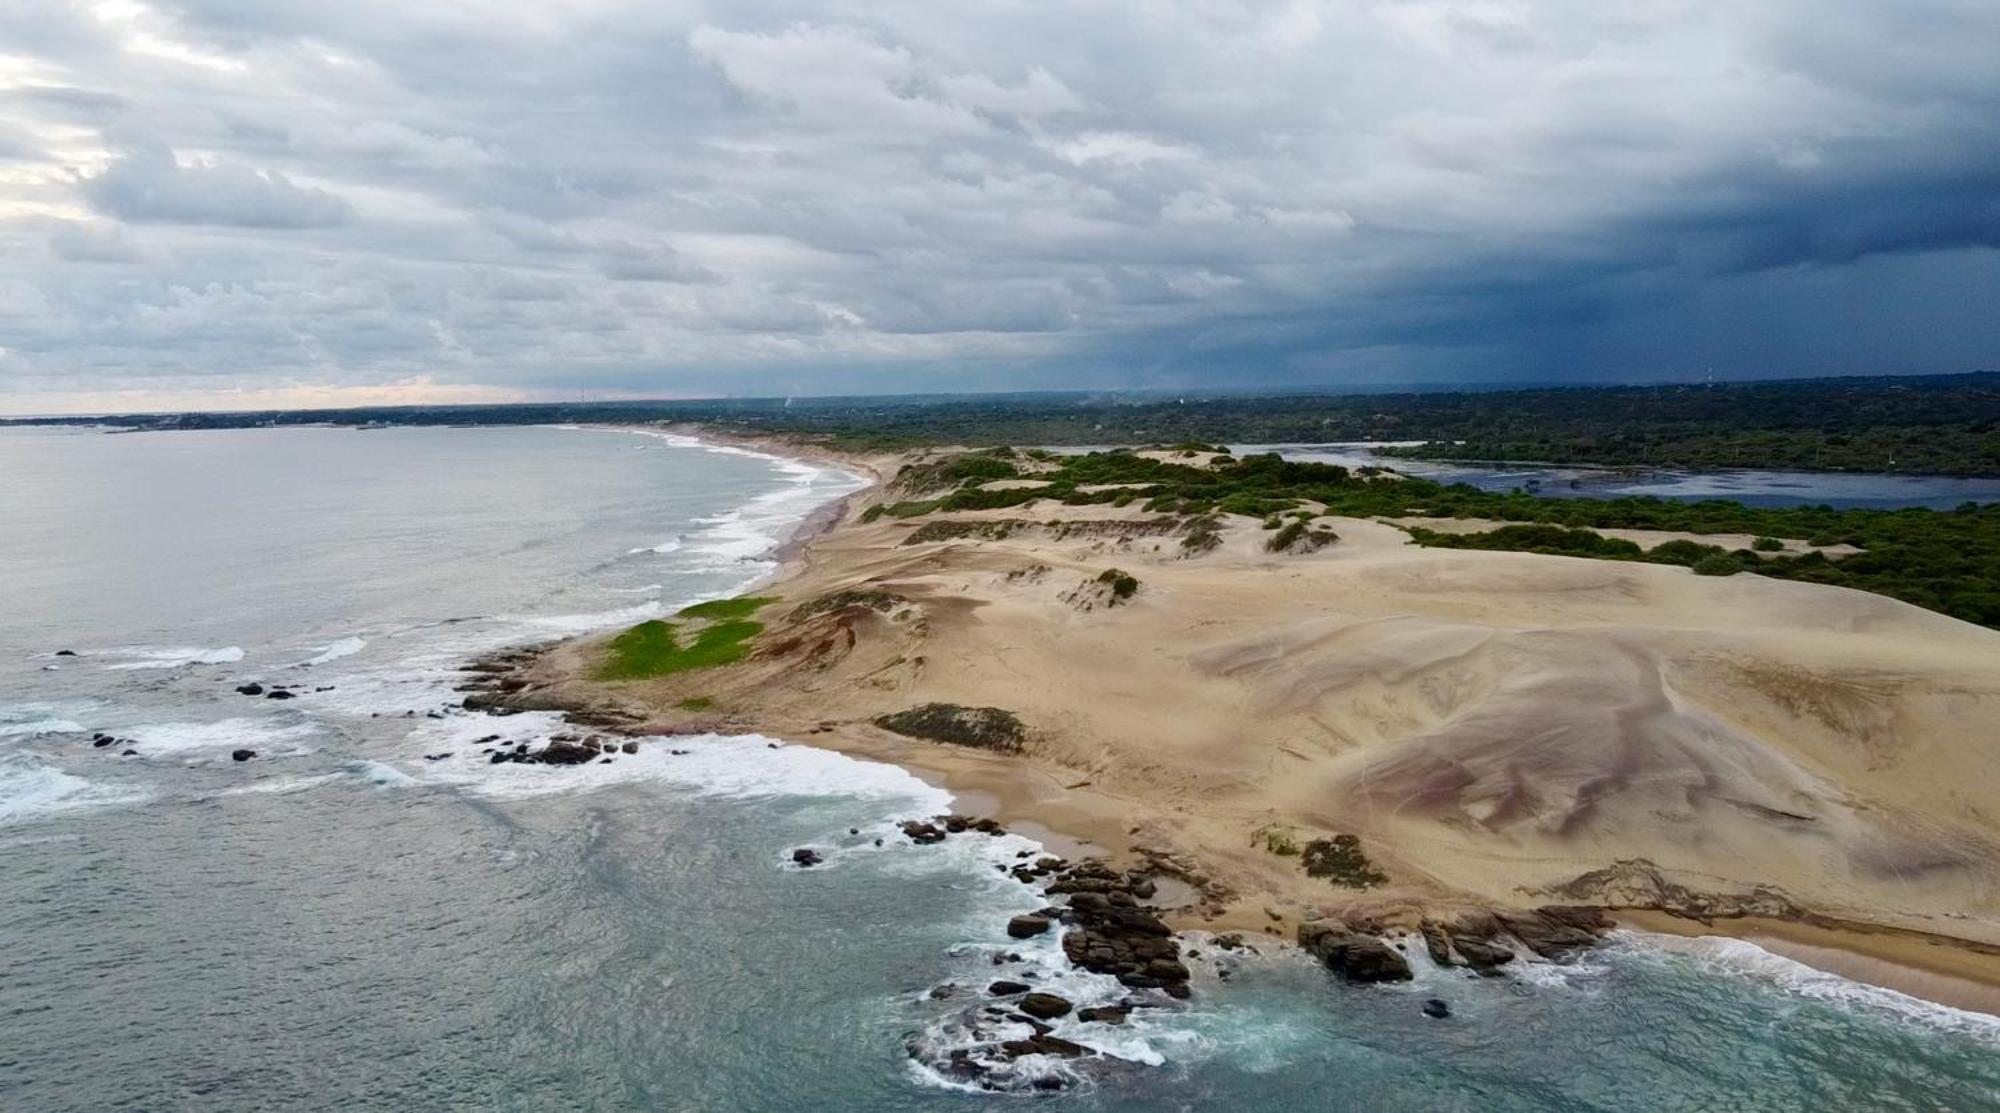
531, 497, 2000, 954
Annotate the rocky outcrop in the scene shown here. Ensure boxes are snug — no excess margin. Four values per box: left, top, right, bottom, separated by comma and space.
483, 735, 634, 766
1296, 922, 1413, 983
874, 704, 1026, 752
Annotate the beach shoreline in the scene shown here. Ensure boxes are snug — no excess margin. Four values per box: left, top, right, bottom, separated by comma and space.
505, 425, 2000, 1014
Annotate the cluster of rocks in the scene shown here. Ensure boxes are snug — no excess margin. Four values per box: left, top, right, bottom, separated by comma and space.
882, 815, 1203, 1091
87, 732, 138, 756
1295, 904, 1614, 987
1416, 906, 1612, 974
482, 732, 639, 766
233, 682, 328, 700
901, 814, 1006, 844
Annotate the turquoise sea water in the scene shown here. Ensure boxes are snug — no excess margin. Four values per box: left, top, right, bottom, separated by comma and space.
2, 426, 1995, 1111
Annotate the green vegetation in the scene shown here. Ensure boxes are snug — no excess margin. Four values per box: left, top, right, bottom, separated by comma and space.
1252, 824, 1302, 856
874, 448, 2000, 628
677, 595, 776, 621
1753, 536, 1785, 552
1097, 568, 1140, 602
676, 696, 714, 711
1300, 835, 1388, 889
596, 596, 775, 680
1266, 519, 1338, 554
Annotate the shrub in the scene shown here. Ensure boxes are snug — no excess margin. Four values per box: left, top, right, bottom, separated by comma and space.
1300, 835, 1387, 889
1753, 536, 1784, 552
1692, 553, 1742, 576
1097, 568, 1139, 601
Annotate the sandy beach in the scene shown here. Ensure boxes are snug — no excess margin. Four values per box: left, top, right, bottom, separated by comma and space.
507, 435, 2000, 1003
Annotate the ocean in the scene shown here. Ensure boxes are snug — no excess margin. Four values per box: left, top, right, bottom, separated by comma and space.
2, 424, 1996, 1112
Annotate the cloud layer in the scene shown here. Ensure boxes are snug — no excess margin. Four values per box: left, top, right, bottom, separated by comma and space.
1, 1, 1996, 411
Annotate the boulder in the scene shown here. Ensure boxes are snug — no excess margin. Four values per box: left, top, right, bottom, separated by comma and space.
1017, 992, 1073, 1020
1296, 923, 1413, 983
1076, 1005, 1128, 1025
533, 740, 597, 765
265, 689, 295, 700
899, 820, 947, 845
791, 848, 824, 867
235, 683, 264, 696
231, 749, 256, 762
1000, 1034, 1089, 1059
1006, 915, 1051, 939
1422, 998, 1451, 1019
987, 980, 1031, 996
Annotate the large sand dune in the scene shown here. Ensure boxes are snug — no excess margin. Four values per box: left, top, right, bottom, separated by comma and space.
527, 470, 2000, 961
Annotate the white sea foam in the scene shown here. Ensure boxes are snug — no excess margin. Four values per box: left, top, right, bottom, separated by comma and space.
628, 539, 683, 555
1635, 933, 2000, 1039
221, 772, 346, 797
101, 645, 245, 670
123, 718, 319, 757
295, 636, 368, 667
610, 584, 664, 595
0, 716, 84, 739
0, 754, 150, 824
418, 727, 955, 809
507, 600, 666, 636
558, 424, 867, 568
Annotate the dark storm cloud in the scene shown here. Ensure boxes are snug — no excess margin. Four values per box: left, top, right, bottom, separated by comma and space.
0, 0, 1995, 411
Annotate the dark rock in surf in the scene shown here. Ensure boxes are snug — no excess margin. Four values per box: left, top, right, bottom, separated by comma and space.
791, 848, 824, 867
235, 683, 264, 696
1296, 922, 1413, 983
265, 689, 295, 700
1422, 998, 1451, 1019
1006, 915, 1051, 939
54, 650, 77, 657
999, 1033, 1089, 1059
1076, 1005, 1128, 1025
231, 749, 256, 762
987, 980, 1031, 996
1017, 993, 1072, 1020
899, 820, 946, 845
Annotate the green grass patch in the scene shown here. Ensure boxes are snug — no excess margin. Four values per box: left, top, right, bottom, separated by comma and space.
676, 696, 714, 711
677, 595, 775, 621
597, 617, 764, 680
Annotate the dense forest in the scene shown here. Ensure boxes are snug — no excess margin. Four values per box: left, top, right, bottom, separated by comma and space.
869, 447, 2000, 630
9, 372, 1998, 477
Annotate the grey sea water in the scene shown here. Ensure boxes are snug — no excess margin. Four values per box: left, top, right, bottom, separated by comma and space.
2, 425, 1996, 1112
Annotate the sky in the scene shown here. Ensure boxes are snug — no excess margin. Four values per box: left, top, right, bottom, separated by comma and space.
1, 1, 1997, 414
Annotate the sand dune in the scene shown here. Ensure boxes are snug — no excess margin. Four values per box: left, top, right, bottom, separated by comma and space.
526, 460, 2000, 964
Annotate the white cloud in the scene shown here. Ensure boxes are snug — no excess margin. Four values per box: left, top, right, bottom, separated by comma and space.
0, 0, 1993, 411
83, 145, 354, 228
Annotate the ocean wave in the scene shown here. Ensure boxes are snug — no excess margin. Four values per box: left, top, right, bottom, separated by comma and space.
555, 424, 867, 566
0, 714, 85, 739
346, 759, 417, 788
0, 753, 150, 824
123, 717, 319, 757
221, 772, 346, 797
627, 539, 683, 555
295, 636, 368, 667
1629, 933, 2000, 1039
506, 600, 666, 636
100, 645, 245, 670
